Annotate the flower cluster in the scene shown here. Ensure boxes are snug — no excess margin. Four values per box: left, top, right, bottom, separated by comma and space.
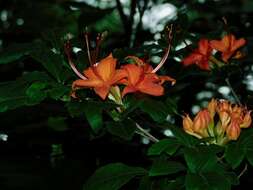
183, 99, 252, 145
182, 34, 246, 70
71, 54, 175, 100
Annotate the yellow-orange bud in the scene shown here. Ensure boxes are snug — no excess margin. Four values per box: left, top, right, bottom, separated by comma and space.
193, 109, 211, 137
218, 111, 231, 129
183, 114, 194, 134
226, 120, 241, 140
208, 98, 217, 118
241, 111, 252, 128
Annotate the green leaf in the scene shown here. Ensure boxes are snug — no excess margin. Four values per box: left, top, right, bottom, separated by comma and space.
106, 119, 136, 141
48, 84, 70, 100
31, 45, 70, 82
169, 126, 198, 147
147, 138, 180, 156
184, 146, 218, 173
139, 98, 168, 123
67, 101, 116, 133
0, 42, 34, 64
138, 176, 153, 190
185, 172, 231, 190
149, 159, 185, 177
225, 142, 245, 169
84, 163, 147, 190
26, 81, 48, 105
0, 71, 52, 112
48, 117, 68, 131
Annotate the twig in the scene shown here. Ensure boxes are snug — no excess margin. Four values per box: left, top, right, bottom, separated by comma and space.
238, 164, 248, 179
135, 123, 159, 143
225, 77, 242, 105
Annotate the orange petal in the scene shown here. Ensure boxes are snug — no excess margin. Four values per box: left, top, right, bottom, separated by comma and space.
95, 54, 117, 81
231, 37, 246, 52
94, 85, 111, 100
122, 86, 138, 97
122, 64, 143, 85
143, 64, 154, 73
84, 67, 99, 79
221, 52, 234, 62
137, 75, 164, 96
159, 75, 176, 85
198, 39, 210, 55
182, 53, 203, 66
210, 39, 228, 52
111, 69, 128, 84
72, 79, 103, 89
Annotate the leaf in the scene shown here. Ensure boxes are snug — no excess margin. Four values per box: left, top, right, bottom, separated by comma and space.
225, 142, 245, 169
147, 138, 180, 156
169, 126, 198, 147
106, 119, 136, 141
139, 98, 168, 123
0, 71, 52, 112
31, 45, 70, 82
84, 163, 147, 190
0, 42, 34, 64
67, 101, 116, 133
25, 81, 48, 105
48, 84, 70, 100
138, 176, 153, 190
185, 172, 231, 190
149, 159, 185, 177
184, 146, 219, 173
48, 117, 68, 131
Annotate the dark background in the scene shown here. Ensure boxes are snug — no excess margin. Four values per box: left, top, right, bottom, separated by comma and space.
0, 0, 253, 189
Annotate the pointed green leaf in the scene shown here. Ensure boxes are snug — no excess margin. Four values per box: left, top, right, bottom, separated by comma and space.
84, 163, 147, 190
148, 138, 180, 156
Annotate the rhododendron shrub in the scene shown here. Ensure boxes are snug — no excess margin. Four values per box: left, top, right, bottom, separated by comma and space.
0, 2, 253, 190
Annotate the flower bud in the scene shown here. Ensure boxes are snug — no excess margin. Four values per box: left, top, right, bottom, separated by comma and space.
193, 109, 211, 137
183, 114, 194, 134
218, 111, 231, 129
241, 111, 252, 128
226, 120, 241, 140
218, 100, 231, 112
208, 98, 217, 118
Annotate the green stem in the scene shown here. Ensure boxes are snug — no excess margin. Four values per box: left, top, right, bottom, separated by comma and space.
225, 78, 242, 105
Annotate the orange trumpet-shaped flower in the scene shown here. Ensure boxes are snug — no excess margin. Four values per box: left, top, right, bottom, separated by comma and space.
121, 63, 175, 97
72, 54, 127, 100
182, 39, 212, 70
210, 34, 246, 62
226, 119, 241, 140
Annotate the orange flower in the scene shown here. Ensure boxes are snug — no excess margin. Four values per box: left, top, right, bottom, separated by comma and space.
192, 109, 211, 137
72, 54, 127, 100
182, 39, 212, 70
210, 34, 246, 62
121, 63, 175, 97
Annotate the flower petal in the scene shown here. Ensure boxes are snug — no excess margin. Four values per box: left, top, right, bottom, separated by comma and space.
198, 39, 210, 55
122, 86, 137, 97
94, 85, 111, 100
95, 54, 117, 81
182, 53, 203, 66
111, 69, 128, 84
137, 75, 164, 96
72, 79, 103, 89
122, 64, 143, 85
210, 39, 228, 52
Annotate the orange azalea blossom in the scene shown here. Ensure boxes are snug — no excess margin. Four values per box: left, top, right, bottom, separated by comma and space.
120, 58, 175, 96
183, 99, 252, 145
72, 54, 127, 100
182, 39, 213, 70
210, 34, 246, 62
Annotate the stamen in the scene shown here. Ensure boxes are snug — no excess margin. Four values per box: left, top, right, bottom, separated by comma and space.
64, 41, 87, 80
152, 24, 173, 73
84, 27, 92, 65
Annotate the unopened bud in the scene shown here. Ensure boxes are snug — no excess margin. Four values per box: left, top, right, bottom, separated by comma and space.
226, 120, 241, 140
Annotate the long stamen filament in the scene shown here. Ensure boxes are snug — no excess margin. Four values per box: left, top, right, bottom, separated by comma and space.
64, 42, 87, 80
152, 24, 173, 73
84, 28, 92, 65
